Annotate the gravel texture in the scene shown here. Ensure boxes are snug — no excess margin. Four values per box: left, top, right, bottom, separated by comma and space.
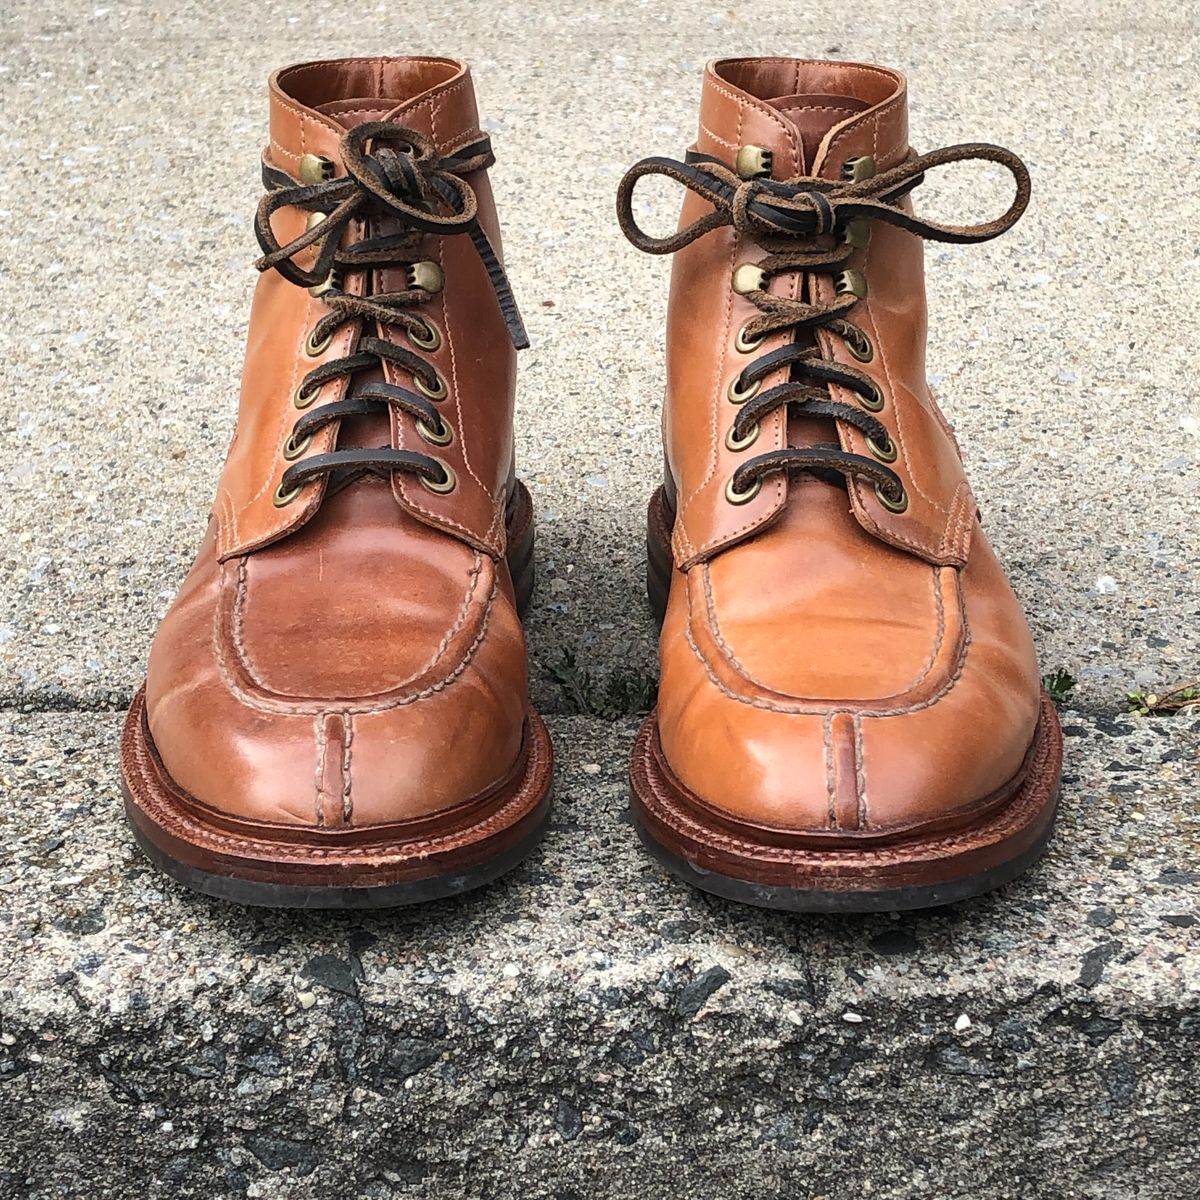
0, 0, 1197, 1195
0, 0, 1197, 714
1, 710, 1198, 1197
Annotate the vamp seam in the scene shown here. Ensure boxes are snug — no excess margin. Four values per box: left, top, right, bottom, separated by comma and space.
683, 565, 972, 718
700, 561, 949, 702
227, 552, 485, 701
212, 558, 501, 715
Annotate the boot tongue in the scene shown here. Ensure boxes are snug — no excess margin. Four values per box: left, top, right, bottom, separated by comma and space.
309, 97, 432, 462
681, 60, 911, 520
697, 58, 909, 178
755, 92, 871, 456
305, 85, 480, 466
314, 98, 394, 129
764, 93, 870, 171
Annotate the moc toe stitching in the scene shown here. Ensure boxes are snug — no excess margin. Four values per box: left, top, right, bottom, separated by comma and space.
226, 550, 489, 703
699, 560, 952, 706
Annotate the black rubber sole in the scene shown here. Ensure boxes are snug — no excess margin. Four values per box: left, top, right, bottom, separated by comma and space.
125, 794, 553, 909
632, 805, 1059, 913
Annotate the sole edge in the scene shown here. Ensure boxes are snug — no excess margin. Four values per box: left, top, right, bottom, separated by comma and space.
630, 696, 1063, 913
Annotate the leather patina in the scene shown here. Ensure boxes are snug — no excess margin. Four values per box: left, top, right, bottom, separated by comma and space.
621, 58, 1062, 910
121, 57, 553, 905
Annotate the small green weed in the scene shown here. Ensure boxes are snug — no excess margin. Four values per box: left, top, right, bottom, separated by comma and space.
546, 647, 658, 718
1041, 668, 1077, 707
1127, 681, 1199, 717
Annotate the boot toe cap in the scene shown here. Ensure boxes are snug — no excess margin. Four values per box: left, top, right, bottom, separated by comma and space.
657, 674, 1042, 843
142, 550, 530, 833
656, 590, 1043, 843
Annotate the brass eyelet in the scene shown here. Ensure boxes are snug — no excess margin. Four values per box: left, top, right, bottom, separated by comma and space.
309, 273, 337, 299
735, 144, 773, 180
419, 460, 457, 495
845, 327, 874, 363
840, 217, 871, 251
304, 212, 338, 297
273, 480, 303, 508
874, 481, 909, 513
725, 421, 760, 452
415, 370, 447, 401
408, 318, 442, 352
282, 431, 313, 461
835, 269, 869, 300
841, 155, 877, 182
725, 474, 762, 505
731, 263, 767, 295
858, 383, 885, 413
416, 417, 453, 447
305, 327, 333, 357
298, 153, 335, 185
407, 261, 445, 294
866, 433, 898, 463
727, 372, 761, 405
735, 324, 765, 354
294, 381, 320, 409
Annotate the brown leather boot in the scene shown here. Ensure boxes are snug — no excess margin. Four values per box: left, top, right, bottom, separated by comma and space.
618, 58, 1062, 911
120, 57, 553, 906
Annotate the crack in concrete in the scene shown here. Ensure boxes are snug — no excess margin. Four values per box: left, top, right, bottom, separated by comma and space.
0, 691, 132, 715
0, 693, 1127, 721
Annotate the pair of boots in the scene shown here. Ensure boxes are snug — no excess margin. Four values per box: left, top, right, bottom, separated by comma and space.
121, 55, 1062, 913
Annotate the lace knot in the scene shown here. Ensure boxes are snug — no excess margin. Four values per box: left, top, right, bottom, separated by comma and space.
254, 121, 527, 349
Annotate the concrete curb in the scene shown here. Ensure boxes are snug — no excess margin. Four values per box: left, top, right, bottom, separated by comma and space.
2, 711, 1196, 1197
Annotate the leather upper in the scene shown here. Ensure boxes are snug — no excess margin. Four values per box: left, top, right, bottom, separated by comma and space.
217, 57, 515, 560
144, 58, 529, 831
654, 59, 1042, 840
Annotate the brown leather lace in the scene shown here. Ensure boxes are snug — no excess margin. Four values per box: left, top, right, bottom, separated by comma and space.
254, 122, 527, 502
616, 142, 1030, 508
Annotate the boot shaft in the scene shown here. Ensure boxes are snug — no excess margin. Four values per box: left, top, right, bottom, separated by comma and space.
637, 58, 1009, 571
127, 58, 552, 903
621, 60, 1056, 911
219, 56, 520, 561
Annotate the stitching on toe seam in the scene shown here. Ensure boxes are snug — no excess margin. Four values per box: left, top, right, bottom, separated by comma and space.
341, 712, 354, 822
683, 566, 971, 718
822, 713, 836, 826
314, 712, 328, 825
213, 567, 501, 717
854, 713, 867, 828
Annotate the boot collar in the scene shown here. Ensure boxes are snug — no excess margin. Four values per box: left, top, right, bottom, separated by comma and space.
267, 56, 483, 173
698, 57, 908, 179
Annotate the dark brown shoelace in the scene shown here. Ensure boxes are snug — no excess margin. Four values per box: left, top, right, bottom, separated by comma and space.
616, 142, 1030, 509
255, 122, 527, 502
